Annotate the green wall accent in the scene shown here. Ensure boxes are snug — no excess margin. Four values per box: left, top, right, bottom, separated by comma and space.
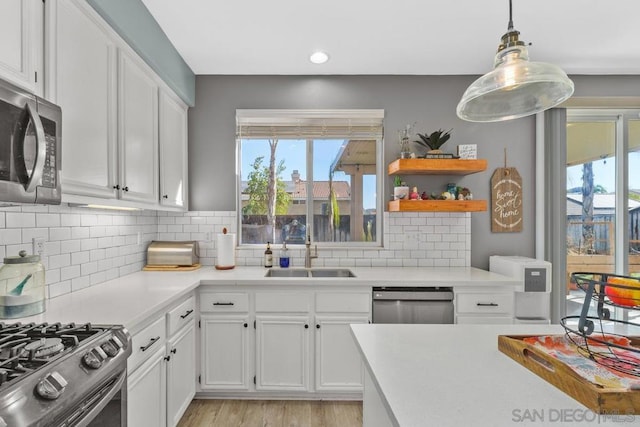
87, 0, 195, 106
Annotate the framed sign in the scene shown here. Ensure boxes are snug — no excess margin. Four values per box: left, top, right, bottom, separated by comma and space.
457, 144, 477, 159
491, 167, 522, 232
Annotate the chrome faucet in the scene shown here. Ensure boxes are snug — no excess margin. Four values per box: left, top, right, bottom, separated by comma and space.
305, 234, 318, 268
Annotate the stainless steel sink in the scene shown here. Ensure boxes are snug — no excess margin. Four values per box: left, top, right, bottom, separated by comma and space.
264, 268, 355, 278
309, 269, 356, 278
264, 269, 310, 277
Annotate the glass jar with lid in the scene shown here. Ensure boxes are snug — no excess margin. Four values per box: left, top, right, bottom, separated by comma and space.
0, 250, 46, 318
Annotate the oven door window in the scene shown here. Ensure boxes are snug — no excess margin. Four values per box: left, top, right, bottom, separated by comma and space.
87, 388, 124, 427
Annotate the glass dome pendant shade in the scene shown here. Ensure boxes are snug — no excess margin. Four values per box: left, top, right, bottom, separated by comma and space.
456, 9, 574, 122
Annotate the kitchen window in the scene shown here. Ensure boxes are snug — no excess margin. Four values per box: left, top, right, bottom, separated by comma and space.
236, 109, 384, 247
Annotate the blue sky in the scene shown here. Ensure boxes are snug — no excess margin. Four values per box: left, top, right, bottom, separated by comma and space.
566, 151, 640, 192
240, 139, 377, 209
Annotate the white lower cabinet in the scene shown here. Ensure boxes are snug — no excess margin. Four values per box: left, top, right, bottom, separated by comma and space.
128, 346, 167, 427
199, 288, 370, 397
255, 315, 310, 392
315, 315, 369, 391
200, 315, 251, 390
166, 322, 196, 426
454, 289, 514, 324
128, 295, 196, 427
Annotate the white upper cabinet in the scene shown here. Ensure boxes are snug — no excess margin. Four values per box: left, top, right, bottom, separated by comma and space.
0, 0, 42, 94
159, 88, 188, 208
48, 0, 119, 199
45, 0, 187, 210
118, 50, 159, 204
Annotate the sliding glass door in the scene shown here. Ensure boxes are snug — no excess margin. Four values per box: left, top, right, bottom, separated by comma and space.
565, 110, 640, 317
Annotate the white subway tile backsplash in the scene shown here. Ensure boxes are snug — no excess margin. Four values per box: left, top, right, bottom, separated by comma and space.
7, 212, 34, 228
61, 265, 81, 281
71, 276, 91, 292
0, 207, 472, 299
50, 227, 72, 241
36, 213, 61, 228
61, 214, 81, 227
1, 205, 155, 299
71, 227, 90, 239
49, 254, 71, 269
22, 228, 48, 243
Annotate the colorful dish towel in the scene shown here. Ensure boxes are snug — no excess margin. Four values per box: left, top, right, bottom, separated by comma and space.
523, 335, 640, 390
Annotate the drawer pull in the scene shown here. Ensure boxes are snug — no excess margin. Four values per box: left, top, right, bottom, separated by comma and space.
213, 302, 234, 306
477, 302, 499, 307
140, 336, 160, 352
180, 309, 194, 319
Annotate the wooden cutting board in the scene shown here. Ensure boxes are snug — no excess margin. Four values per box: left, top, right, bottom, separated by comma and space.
498, 334, 640, 414
142, 263, 202, 271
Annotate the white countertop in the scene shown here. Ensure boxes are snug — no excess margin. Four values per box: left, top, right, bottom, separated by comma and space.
12, 266, 519, 333
350, 324, 638, 427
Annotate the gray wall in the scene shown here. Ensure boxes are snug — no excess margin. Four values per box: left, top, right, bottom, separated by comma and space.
88, 0, 195, 106
188, 75, 537, 269
188, 74, 640, 269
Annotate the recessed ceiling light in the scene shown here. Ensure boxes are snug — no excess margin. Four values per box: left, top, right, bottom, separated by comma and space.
309, 51, 329, 64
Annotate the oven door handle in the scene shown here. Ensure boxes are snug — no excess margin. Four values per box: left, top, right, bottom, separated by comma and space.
72, 370, 126, 427
22, 102, 47, 193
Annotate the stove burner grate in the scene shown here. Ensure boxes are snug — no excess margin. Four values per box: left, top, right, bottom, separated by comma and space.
0, 322, 107, 387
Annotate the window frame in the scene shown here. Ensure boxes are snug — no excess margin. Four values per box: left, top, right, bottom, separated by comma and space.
235, 109, 385, 248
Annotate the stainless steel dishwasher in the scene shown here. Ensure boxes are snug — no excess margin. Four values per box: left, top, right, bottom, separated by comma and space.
372, 286, 454, 324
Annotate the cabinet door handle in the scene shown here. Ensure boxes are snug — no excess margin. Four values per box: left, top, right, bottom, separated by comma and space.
304, 324, 309, 329
140, 336, 160, 352
316, 324, 320, 329
477, 302, 499, 307
171, 348, 177, 354
122, 186, 129, 192
213, 302, 234, 306
244, 323, 248, 328
163, 194, 168, 199
180, 309, 194, 319
113, 184, 120, 190
164, 355, 171, 362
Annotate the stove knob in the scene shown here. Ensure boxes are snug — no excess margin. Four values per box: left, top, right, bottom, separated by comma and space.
36, 371, 67, 400
82, 346, 108, 369
101, 337, 122, 357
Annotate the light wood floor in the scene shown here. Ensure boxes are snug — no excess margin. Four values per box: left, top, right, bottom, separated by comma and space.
177, 399, 363, 427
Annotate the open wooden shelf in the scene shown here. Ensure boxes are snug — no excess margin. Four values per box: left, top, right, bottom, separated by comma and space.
388, 158, 487, 175
387, 199, 487, 212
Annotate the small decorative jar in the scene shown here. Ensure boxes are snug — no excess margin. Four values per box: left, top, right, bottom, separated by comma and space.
447, 183, 457, 199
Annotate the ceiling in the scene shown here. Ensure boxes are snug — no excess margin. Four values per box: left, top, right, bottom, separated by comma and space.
140, 0, 640, 76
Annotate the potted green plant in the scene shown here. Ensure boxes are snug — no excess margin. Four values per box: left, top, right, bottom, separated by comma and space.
414, 129, 452, 155
393, 176, 409, 200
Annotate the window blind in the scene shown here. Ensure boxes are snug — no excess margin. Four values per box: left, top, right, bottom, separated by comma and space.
236, 109, 384, 140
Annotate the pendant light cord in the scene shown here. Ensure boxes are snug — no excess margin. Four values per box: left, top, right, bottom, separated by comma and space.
507, 0, 514, 31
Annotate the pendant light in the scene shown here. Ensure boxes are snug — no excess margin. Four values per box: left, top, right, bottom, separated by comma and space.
456, 0, 574, 122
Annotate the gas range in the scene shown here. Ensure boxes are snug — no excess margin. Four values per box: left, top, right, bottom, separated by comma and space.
0, 322, 131, 427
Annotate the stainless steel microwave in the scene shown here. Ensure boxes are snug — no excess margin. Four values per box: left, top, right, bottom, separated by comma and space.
0, 78, 61, 206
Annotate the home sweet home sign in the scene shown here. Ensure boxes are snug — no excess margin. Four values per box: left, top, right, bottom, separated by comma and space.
491, 167, 522, 232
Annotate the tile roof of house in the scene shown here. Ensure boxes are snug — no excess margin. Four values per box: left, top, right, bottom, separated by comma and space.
289, 180, 351, 200
242, 180, 351, 200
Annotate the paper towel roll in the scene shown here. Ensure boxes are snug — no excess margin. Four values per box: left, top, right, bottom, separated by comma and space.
216, 232, 236, 270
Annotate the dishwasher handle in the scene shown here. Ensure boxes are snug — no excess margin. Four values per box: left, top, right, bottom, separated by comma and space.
373, 288, 453, 301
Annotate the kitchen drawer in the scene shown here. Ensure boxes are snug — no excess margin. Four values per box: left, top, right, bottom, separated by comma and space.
200, 292, 249, 313
456, 292, 513, 315
315, 292, 370, 313
456, 315, 514, 324
255, 292, 311, 313
167, 295, 195, 336
128, 316, 167, 373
